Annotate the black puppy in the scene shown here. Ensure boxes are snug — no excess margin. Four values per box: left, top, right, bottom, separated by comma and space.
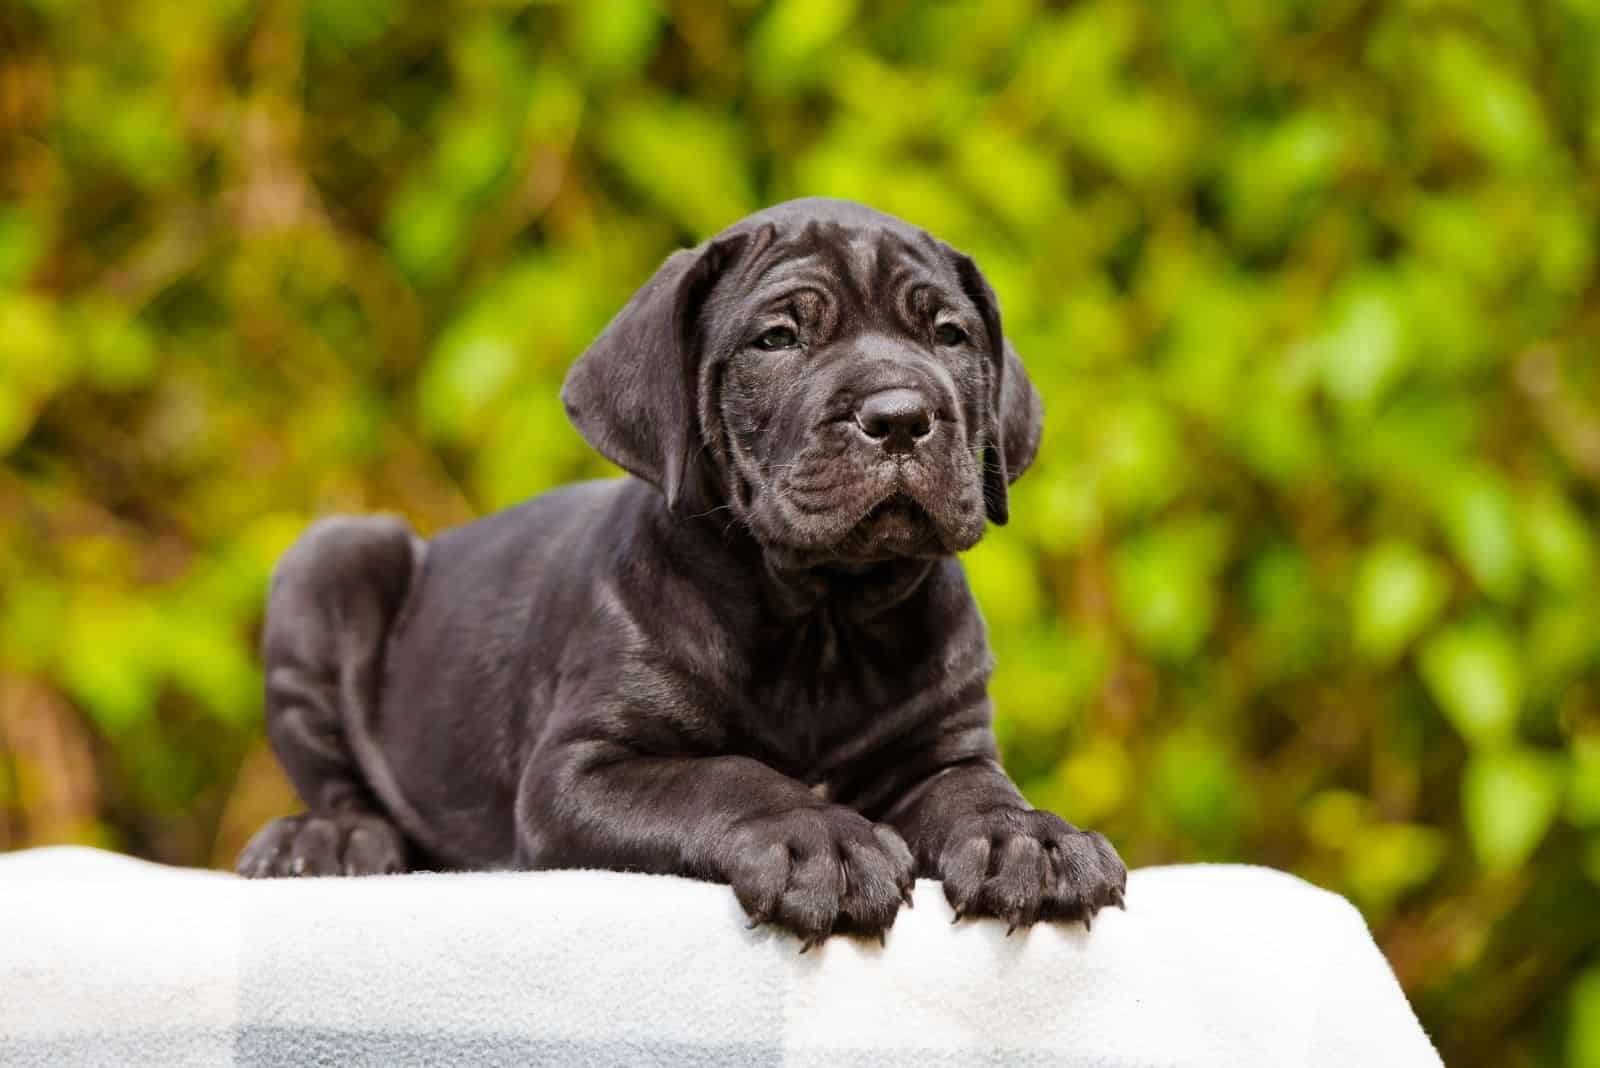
238, 198, 1127, 945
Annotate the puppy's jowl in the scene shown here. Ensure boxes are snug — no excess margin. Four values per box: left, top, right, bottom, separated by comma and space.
239, 198, 1127, 945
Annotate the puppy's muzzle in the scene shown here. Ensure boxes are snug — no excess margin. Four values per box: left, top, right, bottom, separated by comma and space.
853, 387, 935, 453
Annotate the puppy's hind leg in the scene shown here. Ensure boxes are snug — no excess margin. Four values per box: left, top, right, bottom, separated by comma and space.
237, 516, 421, 878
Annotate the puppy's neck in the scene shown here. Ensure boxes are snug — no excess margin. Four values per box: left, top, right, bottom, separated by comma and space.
665, 499, 938, 623
759, 555, 937, 621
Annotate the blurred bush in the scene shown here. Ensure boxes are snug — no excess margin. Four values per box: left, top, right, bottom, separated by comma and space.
1, 0, 1597, 1062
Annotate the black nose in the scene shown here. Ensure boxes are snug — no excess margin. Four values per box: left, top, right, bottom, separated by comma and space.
855, 388, 934, 450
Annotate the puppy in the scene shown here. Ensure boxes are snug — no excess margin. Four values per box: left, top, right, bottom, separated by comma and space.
238, 198, 1127, 945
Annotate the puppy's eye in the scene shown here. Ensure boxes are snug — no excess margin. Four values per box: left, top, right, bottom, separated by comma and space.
935, 323, 969, 347
753, 326, 799, 351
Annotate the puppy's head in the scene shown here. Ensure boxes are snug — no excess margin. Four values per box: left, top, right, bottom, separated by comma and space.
563, 198, 1042, 568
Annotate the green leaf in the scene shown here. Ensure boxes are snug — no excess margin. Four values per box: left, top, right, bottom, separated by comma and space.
1232, 383, 1323, 484
475, 390, 589, 511
752, 0, 859, 88
1437, 468, 1525, 601
988, 627, 1106, 736
965, 534, 1046, 632
1347, 822, 1446, 912
1420, 618, 1523, 746
573, 0, 663, 81
306, 0, 393, 50
1574, 968, 1600, 1068
1523, 486, 1596, 593
76, 301, 157, 392
1095, 397, 1182, 518
1112, 514, 1232, 660
1352, 541, 1451, 663
1432, 34, 1551, 173
1318, 274, 1409, 414
434, 111, 515, 200
1050, 735, 1131, 826
0, 205, 46, 286
0, 580, 69, 673
1246, 543, 1329, 677
601, 101, 755, 237
1585, 838, 1600, 889
418, 330, 520, 441
1025, 465, 1100, 555
1303, 789, 1370, 851
387, 185, 468, 284
1570, 738, 1600, 828
160, 608, 261, 728
1156, 730, 1248, 844
60, 591, 161, 735
1225, 111, 1343, 244
1528, 599, 1600, 701
1462, 748, 1566, 873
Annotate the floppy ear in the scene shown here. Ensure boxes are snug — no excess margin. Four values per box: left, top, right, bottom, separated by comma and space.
948, 251, 1043, 526
562, 233, 747, 512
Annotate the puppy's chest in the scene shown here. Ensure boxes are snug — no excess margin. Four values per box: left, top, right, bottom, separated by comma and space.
731, 615, 928, 782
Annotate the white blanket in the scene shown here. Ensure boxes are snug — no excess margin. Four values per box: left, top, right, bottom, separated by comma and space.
0, 846, 1440, 1067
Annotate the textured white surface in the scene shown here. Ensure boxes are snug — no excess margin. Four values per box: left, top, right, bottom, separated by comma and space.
0, 846, 1441, 1067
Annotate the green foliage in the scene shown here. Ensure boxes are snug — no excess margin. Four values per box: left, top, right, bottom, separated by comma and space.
0, 1, 1597, 1062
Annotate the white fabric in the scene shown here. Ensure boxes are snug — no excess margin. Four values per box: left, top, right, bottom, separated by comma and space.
0, 846, 1440, 1067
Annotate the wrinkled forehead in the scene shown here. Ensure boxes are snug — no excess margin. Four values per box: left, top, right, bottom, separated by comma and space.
715, 217, 973, 324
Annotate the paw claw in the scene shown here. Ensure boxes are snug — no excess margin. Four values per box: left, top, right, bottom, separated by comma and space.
236, 813, 406, 879
728, 808, 910, 947
932, 809, 1126, 935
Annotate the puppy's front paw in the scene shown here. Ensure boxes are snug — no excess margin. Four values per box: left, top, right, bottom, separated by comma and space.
236, 812, 407, 877
937, 808, 1125, 932
722, 807, 915, 949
